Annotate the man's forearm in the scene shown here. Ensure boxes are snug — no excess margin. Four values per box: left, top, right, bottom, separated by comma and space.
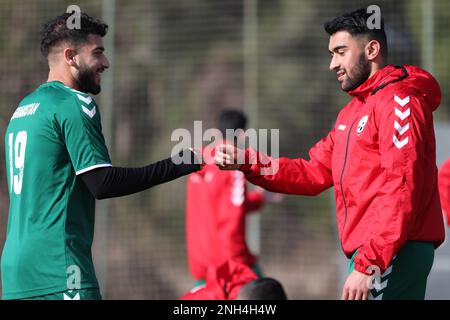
81, 150, 201, 199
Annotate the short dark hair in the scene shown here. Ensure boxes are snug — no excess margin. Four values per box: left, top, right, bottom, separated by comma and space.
237, 278, 288, 300
40, 12, 108, 58
218, 109, 247, 135
324, 8, 388, 59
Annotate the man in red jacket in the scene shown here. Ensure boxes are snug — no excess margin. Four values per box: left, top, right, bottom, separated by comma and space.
438, 159, 450, 225
214, 8, 445, 300
185, 110, 267, 287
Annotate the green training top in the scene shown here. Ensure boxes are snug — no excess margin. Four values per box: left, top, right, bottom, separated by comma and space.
2, 81, 112, 299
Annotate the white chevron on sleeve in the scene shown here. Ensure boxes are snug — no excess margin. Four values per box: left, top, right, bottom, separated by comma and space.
394, 107, 410, 121
371, 266, 391, 292
393, 135, 408, 149
394, 121, 409, 135
231, 195, 245, 206
63, 293, 80, 300
382, 265, 393, 277
231, 172, 245, 206
368, 292, 383, 300
77, 94, 93, 105
82, 105, 96, 118
374, 279, 388, 291
231, 193, 244, 206
231, 184, 245, 206
394, 95, 410, 107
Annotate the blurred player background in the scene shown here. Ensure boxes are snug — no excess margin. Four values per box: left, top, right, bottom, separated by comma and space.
1, 0, 450, 299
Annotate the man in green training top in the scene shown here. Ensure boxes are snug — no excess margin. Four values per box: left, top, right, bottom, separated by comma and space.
1, 12, 201, 300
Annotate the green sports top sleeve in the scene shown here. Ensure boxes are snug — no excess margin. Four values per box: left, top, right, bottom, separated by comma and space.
1, 81, 111, 299
57, 85, 112, 174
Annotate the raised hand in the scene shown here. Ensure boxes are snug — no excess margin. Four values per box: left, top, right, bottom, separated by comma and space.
214, 144, 244, 170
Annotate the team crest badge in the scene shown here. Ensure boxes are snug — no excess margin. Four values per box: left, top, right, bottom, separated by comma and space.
356, 115, 369, 136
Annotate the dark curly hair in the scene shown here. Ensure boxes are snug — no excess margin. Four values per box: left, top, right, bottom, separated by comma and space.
324, 8, 388, 59
237, 278, 288, 300
40, 12, 108, 58
219, 109, 247, 136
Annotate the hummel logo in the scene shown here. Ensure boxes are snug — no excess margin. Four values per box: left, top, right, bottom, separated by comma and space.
383, 265, 393, 277
231, 172, 245, 206
393, 135, 408, 149
393, 95, 410, 149
394, 121, 409, 135
394, 108, 410, 121
394, 95, 410, 107
369, 293, 383, 300
63, 293, 80, 300
82, 106, 96, 118
77, 94, 93, 105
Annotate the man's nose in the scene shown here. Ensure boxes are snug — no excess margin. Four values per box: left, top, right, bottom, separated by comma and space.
103, 56, 110, 69
329, 55, 339, 71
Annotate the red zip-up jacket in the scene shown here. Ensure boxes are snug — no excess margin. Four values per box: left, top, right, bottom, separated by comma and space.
239, 65, 445, 274
438, 158, 450, 226
186, 145, 264, 280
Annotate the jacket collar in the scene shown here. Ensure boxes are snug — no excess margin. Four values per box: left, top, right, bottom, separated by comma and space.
348, 65, 408, 101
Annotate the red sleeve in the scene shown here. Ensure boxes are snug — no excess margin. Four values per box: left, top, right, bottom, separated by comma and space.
354, 93, 434, 274
244, 191, 265, 213
240, 129, 335, 196
439, 159, 450, 226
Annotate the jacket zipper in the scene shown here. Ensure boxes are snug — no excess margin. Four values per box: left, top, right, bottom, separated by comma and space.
339, 114, 361, 249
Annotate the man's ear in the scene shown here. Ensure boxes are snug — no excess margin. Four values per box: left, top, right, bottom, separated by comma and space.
63, 48, 78, 68
366, 40, 381, 61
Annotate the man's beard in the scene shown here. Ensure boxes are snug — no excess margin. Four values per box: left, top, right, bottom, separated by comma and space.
76, 62, 101, 95
341, 54, 371, 92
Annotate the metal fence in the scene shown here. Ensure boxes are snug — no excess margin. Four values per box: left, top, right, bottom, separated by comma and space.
1, 0, 449, 299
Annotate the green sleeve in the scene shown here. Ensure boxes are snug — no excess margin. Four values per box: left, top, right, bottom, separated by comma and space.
59, 93, 112, 175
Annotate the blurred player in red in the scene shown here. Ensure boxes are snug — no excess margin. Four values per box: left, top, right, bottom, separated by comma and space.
438, 158, 450, 226
185, 110, 281, 287
180, 259, 287, 300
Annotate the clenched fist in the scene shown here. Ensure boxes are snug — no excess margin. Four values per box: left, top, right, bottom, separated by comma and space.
214, 144, 245, 170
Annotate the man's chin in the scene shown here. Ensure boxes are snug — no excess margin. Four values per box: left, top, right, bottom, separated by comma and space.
90, 86, 101, 95
340, 80, 357, 92
339, 82, 349, 92
86, 82, 101, 95
76, 69, 102, 94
